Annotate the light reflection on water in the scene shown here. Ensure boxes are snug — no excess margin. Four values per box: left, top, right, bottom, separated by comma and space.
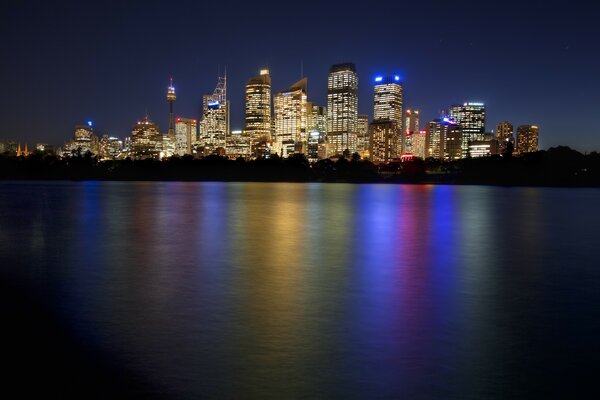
1, 181, 599, 399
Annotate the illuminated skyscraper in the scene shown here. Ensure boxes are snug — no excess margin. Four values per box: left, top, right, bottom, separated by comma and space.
131, 116, 162, 159
496, 121, 515, 154
411, 130, 427, 159
273, 78, 308, 158
516, 125, 539, 153
372, 75, 403, 155
175, 118, 197, 156
357, 114, 370, 153
369, 120, 400, 163
199, 74, 230, 155
373, 75, 403, 124
167, 77, 176, 137
245, 68, 272, 151
307, 104, 327, 162
327, 63, 358, 156
449, 103, 486, 149
404, 109, 419, 153
426, 117, 463, 160
65, 122, 99, 155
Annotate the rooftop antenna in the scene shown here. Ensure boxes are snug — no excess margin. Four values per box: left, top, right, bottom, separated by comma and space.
300, 60, 304, 79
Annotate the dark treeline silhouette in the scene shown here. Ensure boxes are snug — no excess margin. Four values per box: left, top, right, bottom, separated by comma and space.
1, 146, 600, 186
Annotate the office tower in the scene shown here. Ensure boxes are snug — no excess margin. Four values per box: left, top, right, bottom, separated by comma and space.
199, 74, 230, 155
131, 116, 162, 159
404, 109, 419, 153
175, 118, 197, 156
443, 122, 463, 160
167, 78, 176, 137
369, 120, 400, 163
374, 75, 403, 124
327, 63, 358, 156
65, 122, 99, 155
357, 114, 370, 152
307, 104, 327, 162
496, 121, 515, 154
98, 135, 123, 160
245, 68, 272, 152
426, 117, 464, 160
273, 78, 308, 158
412, 130, 427, 159
426, 120, 442, 159
516, 125, 539, 153
373, 75, 403, 154
449, 103, 486, 152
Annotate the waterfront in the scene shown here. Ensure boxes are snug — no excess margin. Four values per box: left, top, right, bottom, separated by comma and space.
1, 182, 599, 398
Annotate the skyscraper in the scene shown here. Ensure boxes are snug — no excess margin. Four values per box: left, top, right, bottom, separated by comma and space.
411, 130, 427, 159
369, 120, 399, 163
273, 78, 308, 158
371, 75, 403, 157
426, 118, 463, 159
357, 114, 370, 153
496, 121, 515, 154
130, 116, 162, 159
449, 102, 486, 155
245, 68, 272, 152
373, 75, 403, 124
199, 74, 229, 155
327, 63, 358, 156
166, 77, 176, 138
175, 118, 197, 156
404, 109, 419, 154
516, 125, 539, 153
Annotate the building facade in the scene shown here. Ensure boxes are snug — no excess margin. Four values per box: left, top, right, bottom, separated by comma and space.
369, 120, 400, 164
327, 63, 358, 156
516, 125, 539, 153
273, 78, 308, 158
449, 103, 486, 152
131, 117, 162, 159
496, 121, 515, 154
245, 68, 272, 155
199, 75, 229, 156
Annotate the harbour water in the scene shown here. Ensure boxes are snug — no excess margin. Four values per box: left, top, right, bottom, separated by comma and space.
1, 181, 599, 398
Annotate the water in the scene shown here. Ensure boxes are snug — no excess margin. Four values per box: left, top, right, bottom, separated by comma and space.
1, 181, 599, 399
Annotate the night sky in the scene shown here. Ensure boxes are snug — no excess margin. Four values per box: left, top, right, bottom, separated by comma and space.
1, 1, 598, 151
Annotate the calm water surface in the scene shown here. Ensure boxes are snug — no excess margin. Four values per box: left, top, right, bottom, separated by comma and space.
1, 182, 599, 399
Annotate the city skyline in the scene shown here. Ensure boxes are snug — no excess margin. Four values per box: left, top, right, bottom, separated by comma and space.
1, 1, 598, 151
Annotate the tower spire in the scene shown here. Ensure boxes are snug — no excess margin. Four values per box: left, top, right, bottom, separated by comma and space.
167, 77, 176, 137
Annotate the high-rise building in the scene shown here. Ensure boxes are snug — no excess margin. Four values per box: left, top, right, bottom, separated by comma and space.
245, 68, 272, 153
374, 75, 403, 124
65, 122, 99, 156
274, 78, 308, 158
404, 109, 419, 153
327, 63, 358, 156
357, 114, 370, 153
444, 122, 463, 160
167, 78, 176, 137
373, 75, 403, 154
175, 118, 197, 156
98, 135, 123, 159
411, 130, 427, 159
307, 104, 327, 162
369, 120, 400, 163
130, 116, 162, 159
516, 125, 539, 154
449, 103, 486, 152
199, 74, 229, 155
496, 121, 515, 154
426, 118, 463, 160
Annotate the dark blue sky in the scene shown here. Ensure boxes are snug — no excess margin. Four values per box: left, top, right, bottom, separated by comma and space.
1, 0, 599, 151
